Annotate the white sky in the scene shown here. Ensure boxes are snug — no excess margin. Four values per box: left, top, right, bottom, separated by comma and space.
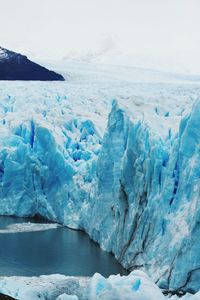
0, 0, 200, 73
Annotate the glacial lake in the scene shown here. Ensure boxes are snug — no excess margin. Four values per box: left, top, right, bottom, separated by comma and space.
0, 216, 126, 277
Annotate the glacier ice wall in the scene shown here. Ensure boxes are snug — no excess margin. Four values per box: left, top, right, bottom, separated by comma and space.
0, 76, 200, 293
83, 100, 200, 293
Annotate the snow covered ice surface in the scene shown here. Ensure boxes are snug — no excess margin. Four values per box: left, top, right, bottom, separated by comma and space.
0, 271, 168, 300
0, 61, 200, 295
0, 274, 90, 300
0, 271, 200, 300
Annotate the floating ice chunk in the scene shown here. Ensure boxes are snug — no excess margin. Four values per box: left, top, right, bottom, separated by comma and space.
0, 222, 60, 233
56, 294, 79, 300
0, 274, 89, 300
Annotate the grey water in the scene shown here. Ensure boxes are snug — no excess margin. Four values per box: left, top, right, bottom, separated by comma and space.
0, 216, 126, 277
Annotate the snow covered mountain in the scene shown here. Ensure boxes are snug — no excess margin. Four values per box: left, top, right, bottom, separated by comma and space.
61, 34, 200, 75
0, 47, 64, 81
0, 61, 200, 295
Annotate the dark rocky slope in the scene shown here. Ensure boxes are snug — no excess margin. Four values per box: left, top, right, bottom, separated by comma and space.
0, 47, 64, 81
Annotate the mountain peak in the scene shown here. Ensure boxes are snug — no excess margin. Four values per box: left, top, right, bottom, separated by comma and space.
0, 47, 64, 81
0, 46, 8, 58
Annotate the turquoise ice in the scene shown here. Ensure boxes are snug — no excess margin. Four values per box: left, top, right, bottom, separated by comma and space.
0, 62, 200, 293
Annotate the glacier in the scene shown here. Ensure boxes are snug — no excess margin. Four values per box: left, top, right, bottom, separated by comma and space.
0, 62, 200, 294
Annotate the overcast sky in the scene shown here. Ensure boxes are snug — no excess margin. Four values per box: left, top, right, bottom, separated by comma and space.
0, 0, 200, 73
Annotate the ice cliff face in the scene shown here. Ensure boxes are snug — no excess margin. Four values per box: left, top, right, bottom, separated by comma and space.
0, 64, 200, 293
83, 99, 200, 293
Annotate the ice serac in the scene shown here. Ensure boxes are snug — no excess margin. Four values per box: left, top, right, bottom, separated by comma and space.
0, 116, 100, 227
83, 99, 200, 293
